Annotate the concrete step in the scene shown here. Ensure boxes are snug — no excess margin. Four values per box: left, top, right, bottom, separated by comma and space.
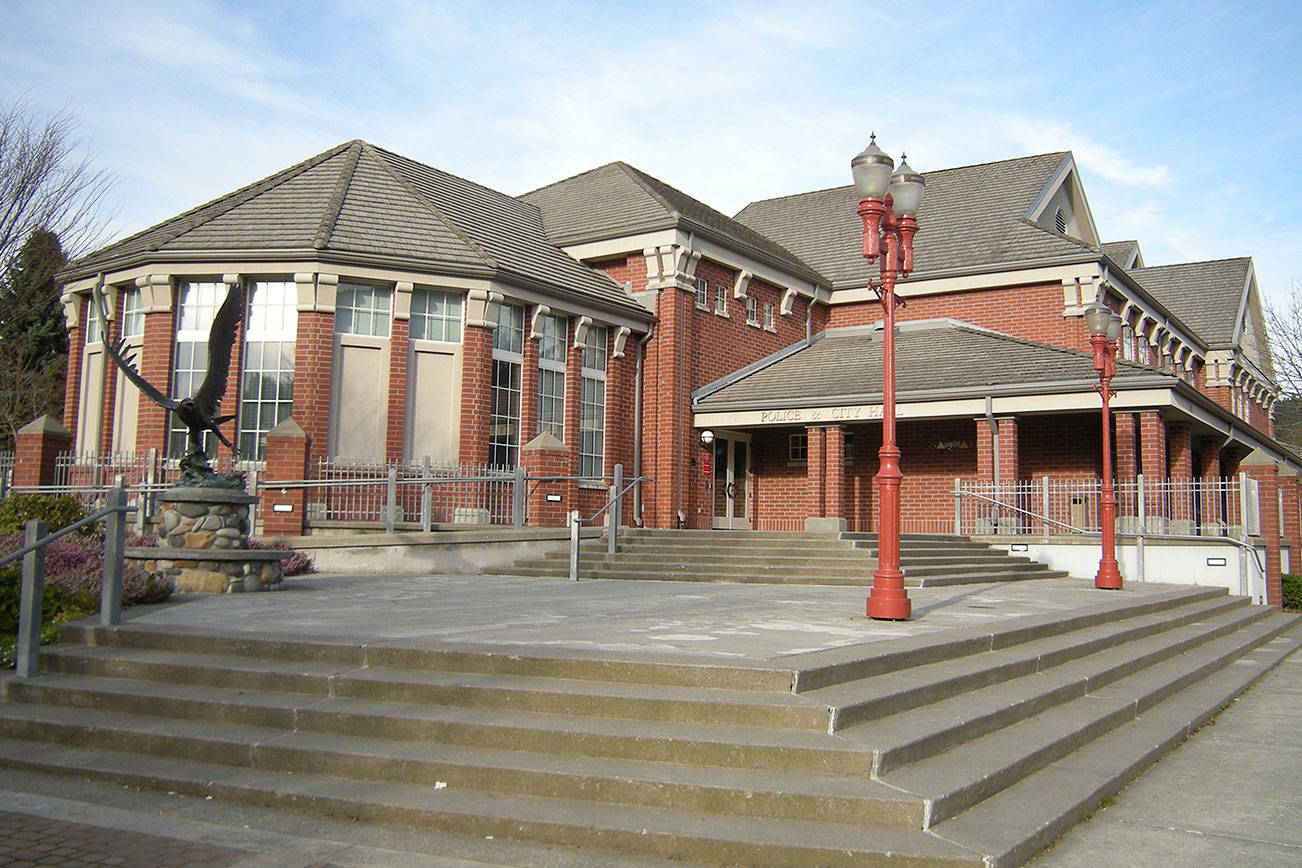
806, 595, 1261, 729
874, 612, 1299, 827
928, 624, 1302, 867
36, 645, 832, 730
0, 737, 984, 866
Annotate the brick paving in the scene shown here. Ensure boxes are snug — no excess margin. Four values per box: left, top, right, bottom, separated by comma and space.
0, 810, 248, 867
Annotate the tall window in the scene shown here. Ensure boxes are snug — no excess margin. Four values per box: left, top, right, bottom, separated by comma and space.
238, 281, 297, 460
713, 285, 728, 316
579, 325, 608, 479
746, 295, 759, 326
120, 288, 144, 339
490, 303, 524, 466
536, 313, 567, 439
694, 276, 709, 309
85, 298, 104, 344
335, 283, 391, 337
410, 289, 462, 342
169, 281, 227, 457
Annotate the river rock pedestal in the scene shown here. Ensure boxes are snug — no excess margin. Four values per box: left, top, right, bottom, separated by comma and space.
131, 487, 288, 593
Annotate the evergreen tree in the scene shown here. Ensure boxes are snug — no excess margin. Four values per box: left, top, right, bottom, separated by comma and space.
0, 229, 68, 447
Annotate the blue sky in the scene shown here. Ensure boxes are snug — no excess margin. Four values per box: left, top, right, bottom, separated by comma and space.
2, 0, 1299, 301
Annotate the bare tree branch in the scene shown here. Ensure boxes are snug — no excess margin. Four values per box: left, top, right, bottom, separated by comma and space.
0, 97, 116, 276
1265, 278, 1302, 399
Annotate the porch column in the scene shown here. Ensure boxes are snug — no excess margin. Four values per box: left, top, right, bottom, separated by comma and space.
825, 426, 847, 526
976, 417, 995, 482
1241, 456, 1282, 609
1198, 438, 1223, 536
1168, 424, 1193, 478
995, 418, 1019, 485
1115, 414, 1138, 481
806, 426, 827, 519
1137, 412, 1166, 479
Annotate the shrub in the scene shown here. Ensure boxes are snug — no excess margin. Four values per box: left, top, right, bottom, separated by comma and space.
0, 494, 89, 535
249, 538, 316, 576
1284, 574, 1302, 612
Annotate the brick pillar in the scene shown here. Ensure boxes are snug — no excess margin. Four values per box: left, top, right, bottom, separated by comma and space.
519, 313, 541, 449
520, 432, 569, 527
14, 415, 73, 487
385, 315, 409, 464
563, 330, 583, 488
1241, 459, 1282, 608
459, 323, 494, 465
1279, 470, 1300, 578
806, 426, 827, 520
1198, 439, 1223, 535
292, 310, 334, 466
137, 307, 176, 455
825, 425, 846, 524
260, 417, 309, 538
99, 290, 123, 454
1137, 412, 1166, 480
1115, 414, 1138, 481
1168, 424, 1193, 479
995, 418, 1019, 484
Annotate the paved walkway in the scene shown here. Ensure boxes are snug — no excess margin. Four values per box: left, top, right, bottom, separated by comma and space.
0, 572, 1296, 866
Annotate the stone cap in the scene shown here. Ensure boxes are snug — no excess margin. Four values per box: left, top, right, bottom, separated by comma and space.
160, 487, 257, 504
18, 414, 70, 436
523, 432, 566, 451
126, 546, 292, 561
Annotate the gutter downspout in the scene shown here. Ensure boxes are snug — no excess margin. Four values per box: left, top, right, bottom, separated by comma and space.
986, 396, 999, 532
633, 322, 655, 526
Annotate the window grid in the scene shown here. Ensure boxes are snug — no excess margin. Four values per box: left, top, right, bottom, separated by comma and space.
714, 285, 728, 316
789, 432, 808, 464
335, 283, 391, 337
537, 313, 567, 439
746, 295, 759, 326
169, 281, 226, 457
580, 326, 608, 479
410, 289, 463, 342
238, 281, 297, 460
694, 277, 709, 309
490, 304, 525, 466
764, 302, 775, 331
120, 289, 144, 339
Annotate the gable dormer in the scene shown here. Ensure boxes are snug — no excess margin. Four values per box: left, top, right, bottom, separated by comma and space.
1236, 265, 1275, 382
1025, 154, 1100, 247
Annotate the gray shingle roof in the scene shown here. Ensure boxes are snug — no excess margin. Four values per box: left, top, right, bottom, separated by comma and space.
734, 153, 1098, 288
65, 142, 649, 318
695, 320, 1156, 410
1102, 240, 1141, 270
1129, 258, 1251, 348
520, 162, 824, 284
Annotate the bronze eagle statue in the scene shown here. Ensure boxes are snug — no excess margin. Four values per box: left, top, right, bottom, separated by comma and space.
94, 281, 244, 479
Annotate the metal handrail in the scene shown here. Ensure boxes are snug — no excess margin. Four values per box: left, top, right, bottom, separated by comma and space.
8, 486, 132, 678
957, 489, 1086, 534
568, 464, 650, 580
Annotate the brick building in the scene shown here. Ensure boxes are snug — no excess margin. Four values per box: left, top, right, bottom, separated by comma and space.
49, 141, 1301, 602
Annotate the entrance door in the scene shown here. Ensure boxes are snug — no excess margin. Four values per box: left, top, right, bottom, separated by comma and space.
712, 436, 750, 529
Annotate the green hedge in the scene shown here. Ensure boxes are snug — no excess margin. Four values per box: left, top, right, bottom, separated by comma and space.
1284, 574, 1302, 612
0, 494, 89, 535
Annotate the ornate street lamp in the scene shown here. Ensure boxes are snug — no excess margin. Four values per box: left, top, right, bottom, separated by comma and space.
1085, 299, 1124, 590
852, 134, 925, 620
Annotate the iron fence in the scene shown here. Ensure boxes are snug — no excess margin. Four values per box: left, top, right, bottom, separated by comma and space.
954, 475, 1256, 539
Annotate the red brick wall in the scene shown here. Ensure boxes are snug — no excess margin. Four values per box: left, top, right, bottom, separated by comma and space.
137, 306, 176, 455
1243, 464, 1282, 608
292, 311, 333, 466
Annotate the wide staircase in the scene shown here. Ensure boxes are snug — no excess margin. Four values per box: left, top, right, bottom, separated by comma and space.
502, 528, 1069, 586
0, 590, 1297, 866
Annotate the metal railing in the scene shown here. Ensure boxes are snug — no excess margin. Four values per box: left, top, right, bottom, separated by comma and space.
953, 475, 1253, 539
3, 486, 132, 678
568, 464, 649, 580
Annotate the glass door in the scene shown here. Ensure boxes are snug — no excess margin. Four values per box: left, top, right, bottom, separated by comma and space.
712, 436, 750, 529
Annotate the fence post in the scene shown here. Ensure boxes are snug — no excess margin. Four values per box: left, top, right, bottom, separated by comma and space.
1136, 473, 1146, 583
385, 466, 398, 533
101, 487, 125, 626
1239, 471, 1251, 597
953, 477, 962, 535
513, 464, 526, 528
569, 509, 582, 581
16, 518, 47, 678
608, 463, 623, 556
420, 456, 433, 533
1041, 476, 1051, 536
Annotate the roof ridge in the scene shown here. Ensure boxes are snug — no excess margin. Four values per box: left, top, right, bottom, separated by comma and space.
517, 161, 625, 199
365, 145, 498, 269
1015, 216, 1100, 255
614, 162, 680, 218
948, 320, 1150, 374
313, 141, 363, 250
1133, 256, 1253, 271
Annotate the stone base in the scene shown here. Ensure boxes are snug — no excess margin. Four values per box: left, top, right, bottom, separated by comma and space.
804, 517, 848, 533
127, 546, 289, 594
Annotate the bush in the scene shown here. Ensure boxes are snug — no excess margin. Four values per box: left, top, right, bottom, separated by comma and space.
0, 494, 89, 535
249, 538, 316, 576
1284, 574, 1302, 612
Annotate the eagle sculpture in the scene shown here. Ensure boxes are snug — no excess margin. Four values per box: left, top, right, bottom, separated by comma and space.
95, 282, 244, 479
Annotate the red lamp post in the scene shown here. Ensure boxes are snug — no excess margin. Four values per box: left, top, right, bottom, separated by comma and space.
1085, 300, 1124, 590
852, 135, 925, 621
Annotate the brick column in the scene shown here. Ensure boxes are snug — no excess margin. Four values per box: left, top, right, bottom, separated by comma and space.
260, 417, 309, 538
1198, 439, 1224, 535
1137, 412, 1166, 479
137, 307, 176, 455
995, 418, 1019, 484
61, 294, 85, 440
520, 432, 569, 527
976, 417, 995, 482
806, 426, 827, 520
825, 426, 847, 524
14, 415, 73, 487
1115, 414, 1138, 481
385, 315, 409, 464
1168, 424, 1193, 479
1241, 459, 1282, 608
98, 289, 123, 454
458, 323, 494, 465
